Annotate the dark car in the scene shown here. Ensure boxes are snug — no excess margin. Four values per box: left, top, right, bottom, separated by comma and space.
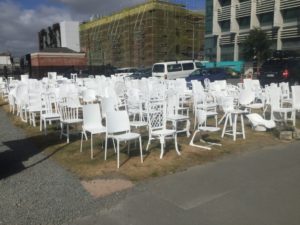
185, 68, 228, 86
258, 56, 300, 86
129, 68, 152, 79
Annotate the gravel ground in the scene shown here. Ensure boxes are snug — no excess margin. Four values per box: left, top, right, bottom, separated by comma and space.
0, 108, 129, 225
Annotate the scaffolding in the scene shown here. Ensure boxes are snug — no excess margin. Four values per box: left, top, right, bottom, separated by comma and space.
80, 0, 204, 69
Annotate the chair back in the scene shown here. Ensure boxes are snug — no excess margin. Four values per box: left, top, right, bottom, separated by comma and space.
292, 85, 300, 109
106, 110, 130, 134
82, 104, 103, 128
82, 89, 97, 104
147, 100, 166, 131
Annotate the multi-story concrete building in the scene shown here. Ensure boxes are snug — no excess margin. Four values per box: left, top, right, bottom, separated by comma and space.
38, 21, 80, 52
80, 0, 204, 68
205, 0, 300, 62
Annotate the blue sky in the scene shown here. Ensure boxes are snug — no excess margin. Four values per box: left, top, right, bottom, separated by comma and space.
0, 0, 205, 56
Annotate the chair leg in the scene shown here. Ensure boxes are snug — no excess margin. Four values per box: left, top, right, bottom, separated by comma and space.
146, 137, 151, 151
90, 133, 93, 159
67, 124, 70, 143
241, 114, 245, 139
189, 130, 212, 150
104, 133, 108, 160
139, 136, 143, 163
221, 113, 229, 138
186, 120, 191, 137
159, 136, 164, 159
174, 134, 180, 155
80, 131, 84, 153
117, 140, 120, 168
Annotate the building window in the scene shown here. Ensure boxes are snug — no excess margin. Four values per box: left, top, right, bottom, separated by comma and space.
238, 17, 250, 30
258, 13, 273, 26
219, 0, 231, 7
283, 8, 300, 23
220, 20, 230, 32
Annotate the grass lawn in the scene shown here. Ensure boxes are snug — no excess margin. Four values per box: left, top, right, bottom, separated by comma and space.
1, 99, 297, 182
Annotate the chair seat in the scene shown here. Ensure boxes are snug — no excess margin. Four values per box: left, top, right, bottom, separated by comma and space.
41, 113, 60, 119
83, 126, 106, 134
112, 132, 140, 141
199, 126, 220, 132
61, 118, 83, 124
151, 129, 176, 137
130, 121, 148, 127
167, 114, 189, 121
247, 103, 264, 109
273, 107, 294, 113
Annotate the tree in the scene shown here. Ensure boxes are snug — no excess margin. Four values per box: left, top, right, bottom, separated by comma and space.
241, 27, 272, 66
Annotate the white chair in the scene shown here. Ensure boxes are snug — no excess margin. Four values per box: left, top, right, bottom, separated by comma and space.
80, 104, 106, 159
40, 92, 60, 135
246, 113, 276, 131
27, 91, 42, 127
221, 96, 247, 141
269, 86, 295, 126
104, 110, 143, 168
166, 90, 190, 137
59, 96, 83, 143
82, 89, 97, 104
291, 85, 300, 111
190, 110, 221, 150
146, 100, 180, 159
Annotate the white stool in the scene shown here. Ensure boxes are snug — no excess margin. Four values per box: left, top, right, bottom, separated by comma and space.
221, 110, 246, 141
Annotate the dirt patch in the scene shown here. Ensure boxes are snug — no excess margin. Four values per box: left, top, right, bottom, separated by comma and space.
81, 179, 134, 198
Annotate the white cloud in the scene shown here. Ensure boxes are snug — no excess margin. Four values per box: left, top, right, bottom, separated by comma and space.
53, 0, 147, 16
0, 0, 148, 56
0, 1, 73, 56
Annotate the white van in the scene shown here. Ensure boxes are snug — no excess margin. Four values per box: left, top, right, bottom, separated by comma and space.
152, 60, 204, 79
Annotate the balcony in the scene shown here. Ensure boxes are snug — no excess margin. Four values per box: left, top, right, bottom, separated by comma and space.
281, 0, 300, 10
220, 34, 235, 46
236, 1, 251, 18
256, 0, 275, 14
281, 26, 300, 39
218, 5, 231, 22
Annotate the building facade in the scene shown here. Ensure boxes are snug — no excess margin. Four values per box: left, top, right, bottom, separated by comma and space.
205, 0, 300, 62
80, 0, 205, 68
38, 21, 80, 52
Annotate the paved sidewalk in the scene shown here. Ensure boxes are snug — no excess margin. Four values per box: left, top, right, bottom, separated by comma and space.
0, 108, 119, 225
72, 141, 300, 225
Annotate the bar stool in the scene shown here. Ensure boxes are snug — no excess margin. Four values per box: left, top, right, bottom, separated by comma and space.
221, 109, 246, 141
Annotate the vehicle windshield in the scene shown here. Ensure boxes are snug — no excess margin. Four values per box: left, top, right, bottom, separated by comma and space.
153, 64, 165, 73
167, 64, 182, 72
190, 69, 203, 76
195, 62, 204, 68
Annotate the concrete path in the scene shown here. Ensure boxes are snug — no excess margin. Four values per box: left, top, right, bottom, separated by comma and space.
72, 141, 300, 225
0, 108, 112, 225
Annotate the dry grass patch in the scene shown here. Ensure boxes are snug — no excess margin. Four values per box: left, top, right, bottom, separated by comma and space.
1, 99, 298, 183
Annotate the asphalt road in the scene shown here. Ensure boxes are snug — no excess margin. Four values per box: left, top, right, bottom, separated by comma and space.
72, 140, 300, 225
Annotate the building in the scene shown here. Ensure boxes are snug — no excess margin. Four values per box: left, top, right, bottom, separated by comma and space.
29, 47, 86, 78
0, 52, 12, 77
80, 0, 205, 68
205, 0, 300, 62
38, 21, 80, 52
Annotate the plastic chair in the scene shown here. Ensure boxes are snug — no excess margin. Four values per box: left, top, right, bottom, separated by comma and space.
246, 113, 276, 131
190, 110, 221, 150
104, 110, 143, 168
80, 104, 106, 159
59, 96, 83, 143
166, 90, 190, 137
146, 100, 180, 159
40, 92, 60, 135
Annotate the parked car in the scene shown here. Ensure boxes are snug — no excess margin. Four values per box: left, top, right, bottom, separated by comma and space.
185, 68, 228, 87
152, 60, 204, 80
129, 68, 152, 79
258, 57, 300, 86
